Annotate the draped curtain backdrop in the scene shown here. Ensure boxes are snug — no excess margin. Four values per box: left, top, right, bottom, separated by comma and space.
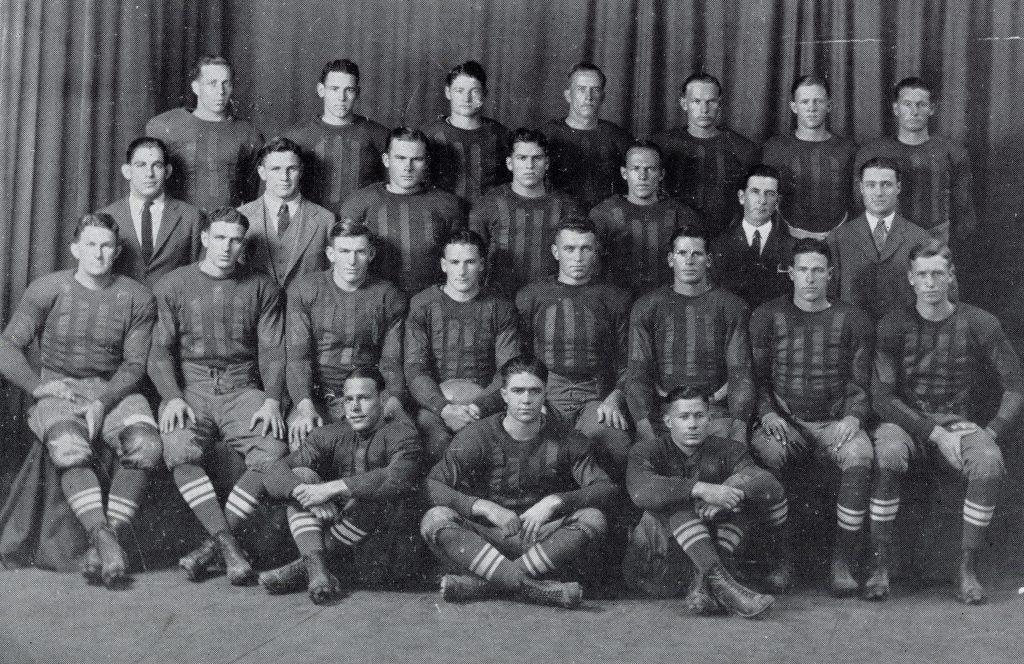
1, 0, 1024, 452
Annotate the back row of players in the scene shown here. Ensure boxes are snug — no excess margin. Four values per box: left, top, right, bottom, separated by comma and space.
0, 56, 1017, 619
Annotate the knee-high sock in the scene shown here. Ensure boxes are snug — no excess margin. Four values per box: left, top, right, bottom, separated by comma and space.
107, 467, 147, 533
668, 510, 719, 574
61, 467, 107, 531
517, 518, 600, 578
835, 465, 870, 558
225, 470, 265, 531
172, 464, 227, 535
328, 502, 380, 548
287, 504, 324, 555
716, 519, 746, 559
432, 523, 524, 590
962, 479, 999, 552
869, 469, 901, 551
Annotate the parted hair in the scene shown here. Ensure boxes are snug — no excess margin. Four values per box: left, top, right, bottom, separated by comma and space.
442, 228, 488, 256
508, 127, 549, 155
329, 218, 376, 245
664, 385, 710, 407
908, 239, 954, 268
682, 72, 722, 97
188, 55, 232, 82
500, 355, 550, 385
386, 126, 429, 153
859, 156, 903, 182
568, 61, 606, 89
320, 58, 360, 85
255, 137, 302, 167
791, 74, 830, 99
202, 207, 250, 233
125, 136, 169, 164
790, 238, 832, 266
343, 365, 386, 393
73, 212, 121, 243
446, 61, 487, 91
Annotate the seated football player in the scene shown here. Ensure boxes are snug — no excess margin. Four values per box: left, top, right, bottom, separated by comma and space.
256, 367, 423, 604
516, 219, 632, 478
625, 224, 754, 445
286, 219, 407, 449
420, 356, 617, 608
870, 240, 1022, 604
150, 207, 287, 585
0, 213, 161, 587
748, 238, 874, 596
405, 229, 520, 461
623, 387, 784, 619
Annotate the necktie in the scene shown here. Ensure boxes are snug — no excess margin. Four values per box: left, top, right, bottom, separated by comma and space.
140, 200, 154, 263
277, 203, 290, 238
872, 220, 888, 252
751, 229, 762, 256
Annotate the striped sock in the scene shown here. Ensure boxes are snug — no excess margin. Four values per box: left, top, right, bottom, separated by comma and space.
107, 467, 147, 532
287, 505, 324, 554
870, 469, 902, 548
962, 499, 995, 551
61, 467, 107, 531
329, 518, 370, 547
516, 517, 598, 578
670, 514, 718, 573
433, 525, 524, 590
225, 470, 265, 530
768, 498, 789, 527
173, 464, 227, 535
716, 522, 745, 557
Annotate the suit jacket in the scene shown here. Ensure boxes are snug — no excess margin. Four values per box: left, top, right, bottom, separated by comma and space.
711, 217, 795, 310
826, 212, 933, 321
99, 196, 204, 288
238, 196, 334, 292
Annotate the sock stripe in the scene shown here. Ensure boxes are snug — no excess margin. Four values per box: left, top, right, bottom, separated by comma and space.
769, 500, 789, 525
181, 481, 217, 509
870, 497, 900, 506
329, 519, 367, 546
338, 518, 367, 538
226, 495, 257, 519
870, 497, 900, 521
521, 549, 543, 577
108, 495, 138, 510
836, 505, 866, 531
178, 476, 211, 493
963, 501, 995, 527
68, 487, 103, 510
673, 520, 712, 551
470, 544, 505, 581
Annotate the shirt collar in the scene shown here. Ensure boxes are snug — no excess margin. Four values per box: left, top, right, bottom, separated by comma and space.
741, 218, 772, 246
866, 211, 895, 231
263, 193, 301, 216
128, 191, 165, 213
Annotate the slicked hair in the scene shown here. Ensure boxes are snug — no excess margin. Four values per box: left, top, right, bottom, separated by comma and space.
125, 136, 168, 164
446, 61, 487, 91
500, 355, 549, 386
202, 207, 250, 233
568, 61, 606, 89
73, 212, 121, 243
320, 58, 360, 85
188, 55, 232, 82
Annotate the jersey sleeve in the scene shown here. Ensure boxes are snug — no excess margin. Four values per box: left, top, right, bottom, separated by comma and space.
256, 278, 286, 401
557, 433, 618, 512
624, 295, 658, 424
474, 297, 521, 414
975, 312, 1024, 440
342, 424, 424, 501
425, 426, 486, 516
748, 302, 776, 419
96, 289, 156, 408
404, 296, 447, 414
625, 436, 696, 511
148, 276, 184, 401
0, 279, 57, 394
724, 299, 755, 421
842, 307, 874, 422
285, 281, 315, 404
380, 285, 409, 402
872, 312, 938, 440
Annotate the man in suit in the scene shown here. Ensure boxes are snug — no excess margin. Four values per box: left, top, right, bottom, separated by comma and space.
98, 137, 204, 288
827, 157, 934, 322
711, 164, 794, 310
239, 137, 334, 293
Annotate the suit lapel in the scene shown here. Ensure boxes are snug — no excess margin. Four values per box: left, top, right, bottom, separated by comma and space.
849, 215, 881, 262
284, 199, 318, 282
879, 214, 909, 263
152, 198, 184, 258
115, 199, 143, 254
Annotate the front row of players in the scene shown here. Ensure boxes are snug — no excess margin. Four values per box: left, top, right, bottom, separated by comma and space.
0, 205, 1019, 615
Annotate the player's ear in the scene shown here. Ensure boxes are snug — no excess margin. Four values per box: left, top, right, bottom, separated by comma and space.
563, 88, 572, 106
620, 166, 628, 182
789, 99, 799, 115
381, 153, 390, 170
112, 242, 123, 261
121, 163, 132, 181
506, 155, 513, 173
191, 79, 201, 98
69, 240, 81, 261
316, 82, 326, 99
662, 412, 672, 431
500, 384, 510, 407
551, 242, 559, 261
200, 230, 210, 249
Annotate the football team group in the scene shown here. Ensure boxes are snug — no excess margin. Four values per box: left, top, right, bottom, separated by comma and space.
1, 54, 1018, 620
